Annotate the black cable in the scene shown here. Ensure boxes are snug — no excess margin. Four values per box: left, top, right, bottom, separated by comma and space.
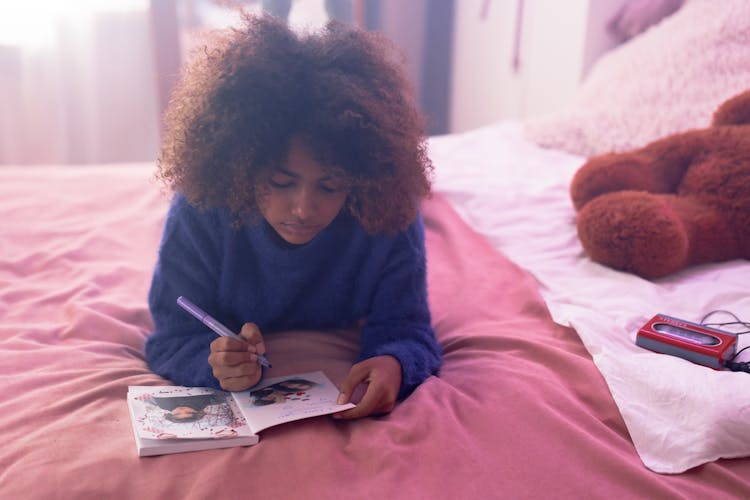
700, 309, 742, 324
701, 322, 750, 334
725, 359, 750, 373
700, 310, 750, 334
732, 345, 750, 359
699, 310, 750, 372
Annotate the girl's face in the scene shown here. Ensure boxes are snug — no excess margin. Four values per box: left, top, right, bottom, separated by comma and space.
170, 406, 200, 420
257, 138, 350, 245
281, 381, 313, 391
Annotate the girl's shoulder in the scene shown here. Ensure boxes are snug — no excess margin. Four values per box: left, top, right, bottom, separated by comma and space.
167, 193, 232, 230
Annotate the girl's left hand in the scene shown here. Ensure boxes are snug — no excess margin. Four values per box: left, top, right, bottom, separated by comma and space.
333, 355, 402, 420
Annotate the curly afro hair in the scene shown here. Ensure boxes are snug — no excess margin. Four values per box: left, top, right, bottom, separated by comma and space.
157, 13, 432, 234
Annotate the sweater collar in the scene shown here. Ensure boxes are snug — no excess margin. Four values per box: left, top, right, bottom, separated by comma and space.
246, 210, 354, 266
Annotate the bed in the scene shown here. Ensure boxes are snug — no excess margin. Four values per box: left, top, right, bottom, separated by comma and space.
2, 0, 750, 498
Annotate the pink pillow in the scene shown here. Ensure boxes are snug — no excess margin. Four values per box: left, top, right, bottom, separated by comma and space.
524, 0, 750, 158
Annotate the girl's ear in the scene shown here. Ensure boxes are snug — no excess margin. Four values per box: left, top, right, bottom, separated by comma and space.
345, 187, 364, 215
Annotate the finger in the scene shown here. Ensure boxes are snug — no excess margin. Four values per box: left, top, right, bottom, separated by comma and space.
210, 336, 248, 353
335, 383, 390, 420
208, 349, 256, 368
239, 322, 266, 355
336, 363, 369, 405
335, 396, 374, 420
219, 374, 258, 392
212, 360, 259, 380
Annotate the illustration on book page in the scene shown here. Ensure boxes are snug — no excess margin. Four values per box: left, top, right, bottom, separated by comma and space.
234, 371, 354, 433
129, 386, 252, 440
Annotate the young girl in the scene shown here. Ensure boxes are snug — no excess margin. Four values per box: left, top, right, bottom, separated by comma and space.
145, 13, 442, 420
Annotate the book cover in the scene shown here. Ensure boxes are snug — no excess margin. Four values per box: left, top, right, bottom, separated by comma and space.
128, 370, 353, 456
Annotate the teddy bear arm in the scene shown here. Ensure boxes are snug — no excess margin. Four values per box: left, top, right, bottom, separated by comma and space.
712, 89, 750, 126
570, 132, 705, 210
637, 130, 708, 177
571, 155, 652, 209
570, 154, 677, 211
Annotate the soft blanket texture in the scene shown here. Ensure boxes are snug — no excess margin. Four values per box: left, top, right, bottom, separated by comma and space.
3, 164, 749, 498
430, 122, 750, 474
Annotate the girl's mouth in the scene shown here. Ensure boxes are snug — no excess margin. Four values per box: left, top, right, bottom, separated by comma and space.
280, 222, 321, 239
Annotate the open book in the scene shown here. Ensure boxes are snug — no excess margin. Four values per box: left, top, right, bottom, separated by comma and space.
127, 370, 354, 456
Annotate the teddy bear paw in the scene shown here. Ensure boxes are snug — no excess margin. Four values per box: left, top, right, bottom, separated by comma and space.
575, 191, 690, 279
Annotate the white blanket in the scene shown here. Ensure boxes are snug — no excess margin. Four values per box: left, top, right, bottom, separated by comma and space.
430, 121, 750, 474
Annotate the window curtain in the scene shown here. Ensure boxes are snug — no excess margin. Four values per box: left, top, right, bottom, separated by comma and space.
0, 1, 161, 165
0, 0, 455, 165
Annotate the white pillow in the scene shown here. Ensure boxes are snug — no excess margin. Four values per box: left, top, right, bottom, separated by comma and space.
524, 0, 750, 157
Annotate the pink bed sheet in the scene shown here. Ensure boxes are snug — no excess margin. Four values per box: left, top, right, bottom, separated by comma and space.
1, 164, 748, 499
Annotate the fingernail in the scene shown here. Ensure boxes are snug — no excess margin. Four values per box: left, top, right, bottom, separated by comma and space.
336, 393, 346, 405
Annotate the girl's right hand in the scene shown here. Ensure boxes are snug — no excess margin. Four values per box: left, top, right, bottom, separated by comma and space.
208, 322, 266, 391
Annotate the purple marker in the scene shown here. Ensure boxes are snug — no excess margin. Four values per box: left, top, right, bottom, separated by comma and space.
176, 296, 272, 368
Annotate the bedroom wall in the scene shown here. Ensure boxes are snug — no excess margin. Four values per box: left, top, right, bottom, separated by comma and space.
449, 0, 626, 133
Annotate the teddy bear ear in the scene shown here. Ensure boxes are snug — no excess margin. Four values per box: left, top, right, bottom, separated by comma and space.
712, 89, 750, 126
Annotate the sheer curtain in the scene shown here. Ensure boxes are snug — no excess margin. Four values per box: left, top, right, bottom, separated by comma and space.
0, 0, 452, 165
0, 0, 340, 166
0, 1, 161, 165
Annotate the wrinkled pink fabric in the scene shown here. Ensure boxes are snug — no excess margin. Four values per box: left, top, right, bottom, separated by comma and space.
1, 164, 748, 499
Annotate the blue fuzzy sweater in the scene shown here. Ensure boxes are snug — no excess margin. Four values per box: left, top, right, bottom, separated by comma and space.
145, 195, 442, 399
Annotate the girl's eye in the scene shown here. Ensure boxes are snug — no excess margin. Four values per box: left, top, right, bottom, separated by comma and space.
320, 184, 341, 194
268, 178, 294, 189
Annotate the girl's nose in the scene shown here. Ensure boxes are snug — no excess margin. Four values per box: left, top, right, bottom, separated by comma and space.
291, 187, 316, 219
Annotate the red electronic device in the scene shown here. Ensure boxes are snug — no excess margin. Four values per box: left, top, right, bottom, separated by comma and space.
636, 314, 738, 369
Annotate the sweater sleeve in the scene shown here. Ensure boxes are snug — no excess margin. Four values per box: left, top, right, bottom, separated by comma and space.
144, 195, 225, 389
358, 213, 443, 400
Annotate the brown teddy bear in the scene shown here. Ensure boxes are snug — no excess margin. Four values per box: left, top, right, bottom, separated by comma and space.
570, 89, 750, 279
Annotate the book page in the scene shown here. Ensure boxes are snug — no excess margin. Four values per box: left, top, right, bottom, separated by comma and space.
233, 371, 355, 433
128, 386, 254, 440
